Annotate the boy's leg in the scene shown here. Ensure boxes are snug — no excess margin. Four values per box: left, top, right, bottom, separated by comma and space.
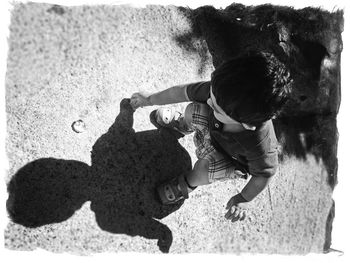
184, 159, 210, 192
157, 102, 248, 204
157, 158, 209, 204
157, 153, 247, 204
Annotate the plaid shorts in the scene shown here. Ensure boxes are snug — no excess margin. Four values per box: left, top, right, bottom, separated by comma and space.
188, 103, 248, 183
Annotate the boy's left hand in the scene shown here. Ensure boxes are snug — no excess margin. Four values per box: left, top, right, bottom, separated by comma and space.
130, 92, 152, 110
225, 194, 250, 222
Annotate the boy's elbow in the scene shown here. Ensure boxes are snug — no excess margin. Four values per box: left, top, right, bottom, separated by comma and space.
253, 175, 271, 188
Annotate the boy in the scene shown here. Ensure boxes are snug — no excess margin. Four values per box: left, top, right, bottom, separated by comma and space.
130, 51, 292, 222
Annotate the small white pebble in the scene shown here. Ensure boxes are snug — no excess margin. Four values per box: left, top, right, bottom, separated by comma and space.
72, 120, 86, 133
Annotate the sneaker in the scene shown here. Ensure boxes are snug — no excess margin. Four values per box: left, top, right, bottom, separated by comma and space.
150, 108, 193, 137
157, 174, 189, 205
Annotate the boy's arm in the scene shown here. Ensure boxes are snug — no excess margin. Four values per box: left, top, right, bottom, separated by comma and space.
149, 84, 190, 105
225, 124, 278, 222
225, 175, 272, 222
240, 176, 271, 201
130, 84, 189, 109
130, 81, 211, 109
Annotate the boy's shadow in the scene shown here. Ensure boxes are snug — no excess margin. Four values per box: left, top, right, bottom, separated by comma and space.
6, 99, 192, 253
89, 99, 192, 252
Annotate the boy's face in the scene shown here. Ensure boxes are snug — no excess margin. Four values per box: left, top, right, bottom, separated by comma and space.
207, 86, 256, 130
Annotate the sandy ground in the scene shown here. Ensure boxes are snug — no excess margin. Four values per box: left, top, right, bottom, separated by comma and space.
4, 3, 334, 254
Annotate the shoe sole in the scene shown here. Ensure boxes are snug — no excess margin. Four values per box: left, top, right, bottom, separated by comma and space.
157, 184, 180, 205
150, 110, 185, 138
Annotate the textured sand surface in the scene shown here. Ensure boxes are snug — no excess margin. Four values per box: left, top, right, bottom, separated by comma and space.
5, 3, 339, 254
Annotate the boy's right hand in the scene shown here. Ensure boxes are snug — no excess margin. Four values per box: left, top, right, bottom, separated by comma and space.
225, 193, 249, 222
130, 92, 152, 110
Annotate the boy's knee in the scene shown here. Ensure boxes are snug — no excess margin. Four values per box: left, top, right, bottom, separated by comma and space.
186, 159, 210, 186
184, 103, 209, 127
184, 103, 195, 127
193, 159, 209, 177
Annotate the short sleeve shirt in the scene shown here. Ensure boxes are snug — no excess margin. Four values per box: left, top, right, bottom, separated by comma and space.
185, 81, 278, 178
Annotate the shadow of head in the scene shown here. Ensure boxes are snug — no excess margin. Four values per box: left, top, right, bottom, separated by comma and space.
6, 98, 192, 253
6, 158, 90, 227
89, 98, 192, 252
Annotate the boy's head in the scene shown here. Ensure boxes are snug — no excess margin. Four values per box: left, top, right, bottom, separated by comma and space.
211, 51, 293, 126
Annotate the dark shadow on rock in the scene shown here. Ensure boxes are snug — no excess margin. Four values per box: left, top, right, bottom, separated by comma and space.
175, 4, 343, 115
174, 32, 211, 76
174, 4, 342, 188
323, 199, 335, 252
273, 114, 338, 188
6, 98, 192, 253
